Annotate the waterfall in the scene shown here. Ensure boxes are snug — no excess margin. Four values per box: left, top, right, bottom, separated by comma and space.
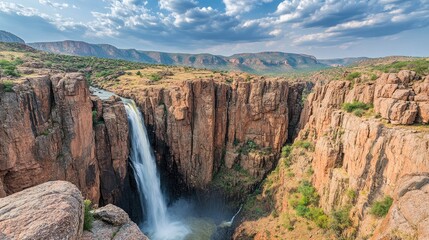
123, 99, 189, 240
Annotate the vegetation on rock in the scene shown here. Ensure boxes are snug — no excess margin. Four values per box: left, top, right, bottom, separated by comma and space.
342, 101, 373, 117
0, 58, 22, 77
83, 199, 94, 231
370, 196, 393, 218
373, 59, 429, 76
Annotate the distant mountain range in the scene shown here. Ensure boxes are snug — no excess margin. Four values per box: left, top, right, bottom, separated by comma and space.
28, 41, 330, 74
318, 57, 369, 67
0, 30, 25, 44
0, 30, 366, 74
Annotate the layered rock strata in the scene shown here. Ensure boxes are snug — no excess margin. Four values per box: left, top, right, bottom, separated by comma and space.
297, 71, 429, 238
0, 73, 129, 205
116, 79, 306, 190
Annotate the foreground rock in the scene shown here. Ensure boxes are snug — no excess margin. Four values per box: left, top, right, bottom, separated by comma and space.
82, 204, 148, 240
0, 181, 83, 240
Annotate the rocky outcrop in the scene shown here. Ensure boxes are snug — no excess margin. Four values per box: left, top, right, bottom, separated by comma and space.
343, 70, 429, 125
117, 79, 305, 191
0, 181, 83, 240
82, 204, 148, 240
0, 73, 129, 206
372, 174, 429, 240
297, 75, 429, 238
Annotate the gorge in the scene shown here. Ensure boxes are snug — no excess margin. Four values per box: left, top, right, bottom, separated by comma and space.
0, 42, 428, 240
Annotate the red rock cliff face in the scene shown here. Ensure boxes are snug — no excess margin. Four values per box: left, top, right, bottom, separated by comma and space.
298, 71, 429, 239
118, 79, 304, 190
0, 73, 129, 205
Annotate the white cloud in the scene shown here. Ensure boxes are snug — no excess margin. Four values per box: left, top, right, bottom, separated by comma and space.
38, 0, 69, 10
223, 0, 273, 15
0, 1, 83, 31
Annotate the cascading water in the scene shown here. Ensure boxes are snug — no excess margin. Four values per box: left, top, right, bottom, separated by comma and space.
91, 87, 237, 239
123, 99, 190, 240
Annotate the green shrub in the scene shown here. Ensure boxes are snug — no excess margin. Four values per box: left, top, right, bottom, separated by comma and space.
370, 196, 393, 217
346, 72, 361, 80
342, 101, 373, 113
330, 207, 352, 236
92, 110, 104, 125
0, 59, 21, 77
237, 140, 267, 155
281, 145, 293, 158
83, 199, 94, 231
293, 140, 314, 151
370, 74, 378, 81
308, 207, 329, 229
95, 70, 114, 78
346, 189, 357, 203
353, 109, 364, 117
149, 73, 162, 81
92, 110, 98, 124
2, 80, 15, 92
373, 59, 429, 75
297, 181, 319, 206
295, 205, 310, 217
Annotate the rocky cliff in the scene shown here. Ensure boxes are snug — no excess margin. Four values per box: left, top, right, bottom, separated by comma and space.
0, 72, 129, 206
104, 78, 306, 197
234, 70, 429, 239
299, 71, 429, 239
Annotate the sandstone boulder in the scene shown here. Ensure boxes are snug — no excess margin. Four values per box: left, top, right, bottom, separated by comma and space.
0, 181, 83, 240
397, 70, 416, 85
82, 204, 148, 240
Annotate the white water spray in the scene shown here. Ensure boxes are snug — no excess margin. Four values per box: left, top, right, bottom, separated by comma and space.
124, 99, 189, 240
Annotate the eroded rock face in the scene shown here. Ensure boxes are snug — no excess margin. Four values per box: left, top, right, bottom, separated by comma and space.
298, 77, 429, 238
92, 96, 129, 205
373, 70, 429, 124
117, 79, 304, 190
0, 73, 129, 206
372, 174, 429, 240
82, 204, 148, 240
0, 181, 83, 240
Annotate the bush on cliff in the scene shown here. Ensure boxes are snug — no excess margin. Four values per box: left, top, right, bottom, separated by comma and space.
84, 199, 94, 231
343, 101, 373, 112
0, 59, 22, 77
1, 80, 15, 92
293, 140, 314, 151
346, 72, 361, 81
370, 196, 393, 218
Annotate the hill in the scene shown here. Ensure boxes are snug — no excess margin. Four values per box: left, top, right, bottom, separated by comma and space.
0, 30, 25, 44
28, 40, 328, 74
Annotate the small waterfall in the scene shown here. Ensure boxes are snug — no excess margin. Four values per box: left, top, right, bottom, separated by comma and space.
219, 205, 242, 228
124, 99, 189, 240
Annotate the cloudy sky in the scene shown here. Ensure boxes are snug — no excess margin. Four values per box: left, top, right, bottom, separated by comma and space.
0, 0, 428, 58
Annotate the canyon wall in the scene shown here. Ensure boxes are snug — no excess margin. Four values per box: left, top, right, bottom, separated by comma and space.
0, 73, 129, 205
298, 71, 429, 239
116, 79, 306, 192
